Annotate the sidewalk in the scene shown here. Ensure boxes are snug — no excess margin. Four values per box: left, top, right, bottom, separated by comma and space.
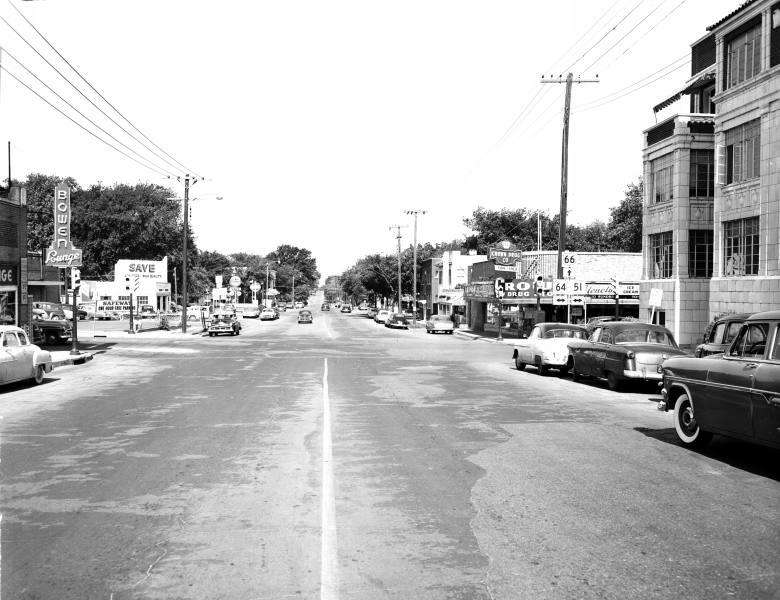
453, 326, 520, 345
50, 349, 95, 368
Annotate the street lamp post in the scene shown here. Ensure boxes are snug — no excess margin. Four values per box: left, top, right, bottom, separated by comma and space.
182, 175, 190, 333
405, 209, 426, 326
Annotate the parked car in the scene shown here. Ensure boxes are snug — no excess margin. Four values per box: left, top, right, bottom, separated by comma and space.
366, 307, 378, 319
78, 303, 97, 319
374, 309, 390, 324
294, 301, 305, 309
584, 315, 639, 334
208, 311, 241, 337
62, 306, 88, 321
138, 304, 157, 319
425, 315, 455, 334
32, 301, 66, 320
275, 304, 286, 313
567, 322, 687, 391
512, 323, 587, 375
31, 317, 72, 345
297, 309, 313, 324
659, 310, 780, 449
0, 326, 53, 386
385, 313, 408, 329
694, 312, 752, 358
260, 308, 278, 321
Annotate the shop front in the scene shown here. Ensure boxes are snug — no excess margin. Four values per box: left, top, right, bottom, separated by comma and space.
0, 263, 18, 326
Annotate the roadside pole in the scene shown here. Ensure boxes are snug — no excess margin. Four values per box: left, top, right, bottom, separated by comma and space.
69, 267, 80, 356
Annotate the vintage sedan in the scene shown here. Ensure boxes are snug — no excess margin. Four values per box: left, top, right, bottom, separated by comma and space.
208, 312, 241, 337
1, 326, 53, 386
260, 308, 278, 321
512, 322, 587, 375
297, 309, 313, 324
567, 322, 687, 390
384, 313, 408, 329
694, 312, 751, 358
659, 311, 780, 449
426, 315, 455, 334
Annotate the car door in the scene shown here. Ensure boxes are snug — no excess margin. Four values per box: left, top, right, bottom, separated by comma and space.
751, 322, 780, 446
521, 326, 541, 363
703, 322, 768, 437
2, 332, 27, 382
595, 327, 615, 375
576, 327, 601, 375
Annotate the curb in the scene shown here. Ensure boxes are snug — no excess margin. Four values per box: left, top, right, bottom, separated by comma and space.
51, 352, 94, 368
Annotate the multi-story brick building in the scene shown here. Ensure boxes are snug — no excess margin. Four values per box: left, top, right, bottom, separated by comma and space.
642, 0, 780, 346
0, 186, 30, 328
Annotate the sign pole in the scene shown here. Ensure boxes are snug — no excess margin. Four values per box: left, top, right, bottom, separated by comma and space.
128, 292, 135, 334
70, 269, 79, 355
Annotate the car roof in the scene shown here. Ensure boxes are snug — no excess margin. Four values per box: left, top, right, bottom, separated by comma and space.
597, 322, 671, 333
0, 325, 24, 333
713, 312, 753, 323
746, 310, 780, 321
536, 322, 587, 332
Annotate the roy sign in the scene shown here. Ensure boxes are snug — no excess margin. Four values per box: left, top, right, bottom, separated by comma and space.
46, 185, 83, 268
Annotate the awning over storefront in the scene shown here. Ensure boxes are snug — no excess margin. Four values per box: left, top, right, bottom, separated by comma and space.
437, 289, 465, 306
653, 72, 715, 113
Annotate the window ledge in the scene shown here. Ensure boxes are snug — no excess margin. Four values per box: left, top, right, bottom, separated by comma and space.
720, 178, 760, 193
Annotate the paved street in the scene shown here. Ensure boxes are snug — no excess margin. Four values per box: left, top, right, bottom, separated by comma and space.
2, 301, 778, 599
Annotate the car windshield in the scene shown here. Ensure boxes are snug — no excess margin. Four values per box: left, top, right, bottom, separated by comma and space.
615, 328, 675, 345
543, 329, 586, 339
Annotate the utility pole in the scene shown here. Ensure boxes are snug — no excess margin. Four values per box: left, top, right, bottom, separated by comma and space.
540, 73, 598, 280
404, 209, 426, 326
389, 225, 406, 312
182, 175, 190, 333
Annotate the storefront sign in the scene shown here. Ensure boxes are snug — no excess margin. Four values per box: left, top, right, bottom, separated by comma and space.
46, 185, 83, 268
115, 258, 168, 281
465, 279, 553, 300
618, 283, 640, 299
0, 264, 17, 285
465, 281, 495, 299
488, 240, 522, 266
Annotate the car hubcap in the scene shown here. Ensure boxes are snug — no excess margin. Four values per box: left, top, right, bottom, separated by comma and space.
680, 403, 697, 435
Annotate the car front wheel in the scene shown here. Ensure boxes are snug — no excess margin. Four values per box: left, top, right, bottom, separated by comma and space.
33, 365, 45, 384
514, 356, 526, 371
673, 393, 713, 448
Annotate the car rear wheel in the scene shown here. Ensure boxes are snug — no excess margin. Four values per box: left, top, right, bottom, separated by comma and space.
538, 364, 548, 376
572, 367, 582, 382
674, 394, 713, 448
514, 356, 526, 371
606, 371, 621, 391
33, 365, 45, 384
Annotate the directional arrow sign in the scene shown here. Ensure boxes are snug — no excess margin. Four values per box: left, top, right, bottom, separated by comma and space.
553, 293, 568, 306
570, 295, 585, 306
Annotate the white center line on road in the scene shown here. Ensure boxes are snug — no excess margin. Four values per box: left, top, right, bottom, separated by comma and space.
321, 358, 338, 600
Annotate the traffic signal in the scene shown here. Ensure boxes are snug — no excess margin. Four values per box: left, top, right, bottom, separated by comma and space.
535, 274, 544, 294
125, 275, 131, 291
70, 268, 81, 290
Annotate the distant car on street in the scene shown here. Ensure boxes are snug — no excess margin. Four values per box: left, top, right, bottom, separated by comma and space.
294, 301, 305, 309
425, 315, 455, 334
321, 303, 330, 311
235, 303, 261, 318
694, 313, 752, 358
512, 323, 587, 375
32, 301, 67, 320
159, 312, 183, 330
340, 305, 352, 313
31, 317, 72, 346
63, 306, 88, 321
660, 310, 780, 449
385, 313, 408, 329
366, 307, 378, 319
567, 322, 687, 391
260, 308, 278, 321
297, 309, 313, 324
138, 304, 157, 319
374, 309, 390, 324
0, 326, 53, 386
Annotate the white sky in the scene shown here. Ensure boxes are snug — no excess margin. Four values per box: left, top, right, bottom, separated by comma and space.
1, 0, 739, 280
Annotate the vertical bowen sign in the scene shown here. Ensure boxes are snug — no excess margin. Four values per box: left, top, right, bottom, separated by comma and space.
46, 185, 83, 267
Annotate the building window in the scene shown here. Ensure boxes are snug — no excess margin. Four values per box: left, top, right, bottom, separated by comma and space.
689, 150, 714, 198
652, 153, 674, 203
688, 230, 713, 278
726, 119, 760, 184
726, 22, 761, 88
100, 295, 112, 301
650, 231, 673, 278
117, 295, 130, 302
723, 217, 759, 276
136, 296, 149, 305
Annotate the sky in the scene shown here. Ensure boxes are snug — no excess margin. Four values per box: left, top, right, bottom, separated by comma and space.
0, 0, 741, 281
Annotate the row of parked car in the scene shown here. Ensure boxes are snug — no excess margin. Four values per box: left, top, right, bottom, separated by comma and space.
510, 312, 780, 451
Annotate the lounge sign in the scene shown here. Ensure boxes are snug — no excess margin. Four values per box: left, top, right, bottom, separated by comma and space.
46, 185, 83, 268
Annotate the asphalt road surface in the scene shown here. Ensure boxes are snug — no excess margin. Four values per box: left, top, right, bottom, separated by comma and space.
2, 298, 778, 599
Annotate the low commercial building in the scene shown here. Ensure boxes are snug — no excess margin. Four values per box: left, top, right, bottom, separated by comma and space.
464, 251, 642, 334
419, 250, 486, 319
80, 257, 172, 313
0, 186, 29, 328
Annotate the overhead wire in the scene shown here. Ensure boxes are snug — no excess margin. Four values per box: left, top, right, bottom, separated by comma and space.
0, 63, 171, 178
7, 0, 202, 179
0, 46, 179, 178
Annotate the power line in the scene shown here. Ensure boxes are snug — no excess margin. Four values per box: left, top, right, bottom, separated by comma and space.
1, 46, 179, 178
3, 1, 201, 178
0, 64, 171, 178
581, 0, 676, 73
610, 0, 690, 64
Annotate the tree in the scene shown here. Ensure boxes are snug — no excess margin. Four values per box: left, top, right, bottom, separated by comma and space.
605, 179, 643, 252
266, 245, 320, 302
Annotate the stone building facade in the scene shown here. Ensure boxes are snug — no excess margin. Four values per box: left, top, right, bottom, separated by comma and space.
642, 0, 780, 346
